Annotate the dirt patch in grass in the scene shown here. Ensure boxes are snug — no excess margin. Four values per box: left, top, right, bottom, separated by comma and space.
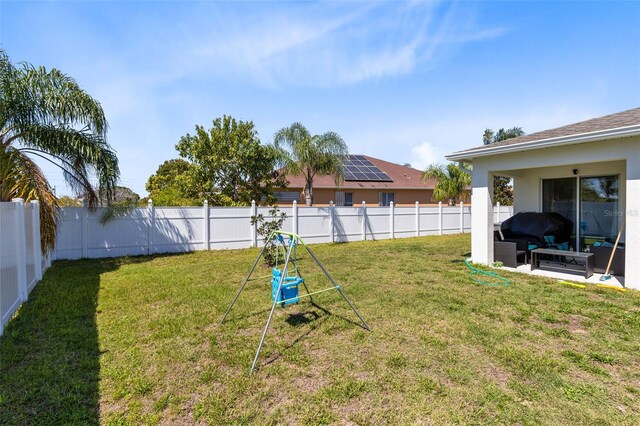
566, 314, 591, 335
482, 361, 512, 388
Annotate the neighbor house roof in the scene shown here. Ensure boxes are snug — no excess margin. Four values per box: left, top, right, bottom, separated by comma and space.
447, 107, 640, 161
284, 155, 437, 189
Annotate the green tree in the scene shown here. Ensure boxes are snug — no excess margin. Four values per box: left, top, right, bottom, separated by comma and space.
483, 127, 525, 205
99, 186, 140, 206
273, 122, 348, 206
145, 159, 199, 206
0, 49, 119, 252
176, 116, 285, 206
57, 195, 82, 207
422, 163, 471, 206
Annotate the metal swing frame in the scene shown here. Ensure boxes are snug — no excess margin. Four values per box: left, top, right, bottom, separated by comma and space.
219, 230, 370, 375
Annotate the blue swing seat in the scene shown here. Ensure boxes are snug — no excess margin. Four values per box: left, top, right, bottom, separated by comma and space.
271, 268, 302, 306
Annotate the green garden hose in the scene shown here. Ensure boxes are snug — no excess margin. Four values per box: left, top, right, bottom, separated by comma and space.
464, 258, 510, 287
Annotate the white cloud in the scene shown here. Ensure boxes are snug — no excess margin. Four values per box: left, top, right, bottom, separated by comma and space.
174, 2, 507, 88
411, 142, 441, 171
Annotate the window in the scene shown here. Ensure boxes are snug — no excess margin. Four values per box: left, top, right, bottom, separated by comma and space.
542, 175, 620, 251
379, 192, 395, 206
274, 191, 300, 203
335, 192, 353, 206
580, 176, 619, 247
542, 177, 577, 249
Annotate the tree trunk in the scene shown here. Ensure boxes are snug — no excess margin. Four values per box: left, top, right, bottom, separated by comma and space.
304, 180, 313, 206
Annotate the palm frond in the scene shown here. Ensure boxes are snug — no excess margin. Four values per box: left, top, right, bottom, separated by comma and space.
0, 49, 120, 253
4, 62, 107, 137
422, 163, 447, 181
0, 146, 58, 253
423, 162, 470, 204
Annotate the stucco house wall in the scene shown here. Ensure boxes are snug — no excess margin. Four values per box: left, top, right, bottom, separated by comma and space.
512, 160, 626, 215
283, 188, 436, 206
467, 134, 640, 289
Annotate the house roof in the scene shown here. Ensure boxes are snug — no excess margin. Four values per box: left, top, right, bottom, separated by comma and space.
447, 107, 640, 161
284, 155, 437, 189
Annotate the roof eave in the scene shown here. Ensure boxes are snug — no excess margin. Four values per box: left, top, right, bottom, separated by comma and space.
446, 124, 640, 162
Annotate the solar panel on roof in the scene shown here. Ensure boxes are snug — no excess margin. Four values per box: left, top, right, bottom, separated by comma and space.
342, 155, 393, 182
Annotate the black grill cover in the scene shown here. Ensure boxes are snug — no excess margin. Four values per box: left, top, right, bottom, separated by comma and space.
501, 212, 573, 244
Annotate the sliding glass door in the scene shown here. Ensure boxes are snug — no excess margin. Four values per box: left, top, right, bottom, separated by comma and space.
580, 176, 620, 247
542, 178, 577, 249
542, 175, 620, 251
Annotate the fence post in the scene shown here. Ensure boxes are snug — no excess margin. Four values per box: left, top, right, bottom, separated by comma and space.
415, 201, 420, 237
203, 200, 210, 251
329, 201, 335, 243
31, 200, 43, 281
390, 201, 395, 239
438, 201, 443, 235
496, 201, 501, 223
82, 205, 89, 258
12, 198, 28, 302
251, 200, 257, 248
292, 200, 298, 235
147, 199, 154, 255
361, 201, 367, 241
460, 202, 464, 234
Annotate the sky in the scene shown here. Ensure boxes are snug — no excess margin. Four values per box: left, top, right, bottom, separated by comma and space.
1, 1, 639, 197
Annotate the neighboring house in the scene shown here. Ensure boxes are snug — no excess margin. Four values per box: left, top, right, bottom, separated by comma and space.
275, 155, 438, 206
447, 107, 640, 290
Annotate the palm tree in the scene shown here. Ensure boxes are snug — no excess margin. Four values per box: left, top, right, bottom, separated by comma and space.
483, 127, 525, 205
273, 122, 348, 206
422, 163, 471, 206
483, 127, 524, 145
0, 50, 119, 253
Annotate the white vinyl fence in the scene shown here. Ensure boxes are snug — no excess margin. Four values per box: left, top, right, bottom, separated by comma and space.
53, 200, 513, 260
1, 199, 48, 336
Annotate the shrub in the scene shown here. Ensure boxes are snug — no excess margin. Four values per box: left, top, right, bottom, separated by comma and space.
250, 206, 287, 266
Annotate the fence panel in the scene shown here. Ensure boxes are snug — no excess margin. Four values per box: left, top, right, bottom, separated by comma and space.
442, 206, 462, 234
394, 207, 416, 237
86, 208, 149, 258
418, 207, 440, 235
0, 203, 20, 334
365, 206, 390, 240
463, 205, 472, 232
333, 207, 364, 243
23, 203, 36, 291
49, 202, 514, 260
297, 207, 331, 244
1, 200, 44, 336
211, 207, 254, 250
54, 208, 84, 260
153, 207, 203, 253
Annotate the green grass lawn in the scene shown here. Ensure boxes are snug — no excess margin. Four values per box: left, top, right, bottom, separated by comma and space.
1, 234, 639, 425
